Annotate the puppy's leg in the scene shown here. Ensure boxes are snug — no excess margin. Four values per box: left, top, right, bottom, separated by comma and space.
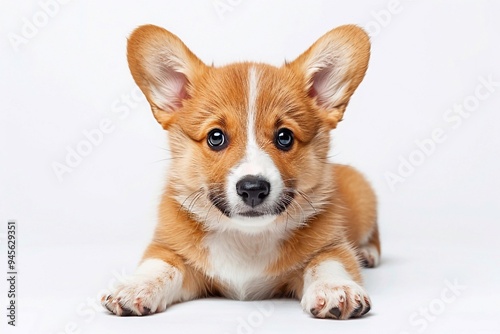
101, 243, 199, 316
333, 164, 381, 268
358, 224, 381, 268
300, 244, 371, 319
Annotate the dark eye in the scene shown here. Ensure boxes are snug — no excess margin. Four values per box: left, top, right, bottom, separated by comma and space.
275, 128, 294, 151
207, 129, 228, 151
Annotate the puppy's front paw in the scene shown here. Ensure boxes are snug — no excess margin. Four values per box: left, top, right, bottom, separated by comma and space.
301, 280, 371, 319
101, 279, 164, 316
101, 259, 182, 316
359, 244, 380, 268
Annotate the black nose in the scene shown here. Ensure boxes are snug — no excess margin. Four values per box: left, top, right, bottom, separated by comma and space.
236, 176, 271, 208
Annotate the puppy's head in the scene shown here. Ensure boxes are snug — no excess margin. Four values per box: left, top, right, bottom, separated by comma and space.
127, 25, 370, 234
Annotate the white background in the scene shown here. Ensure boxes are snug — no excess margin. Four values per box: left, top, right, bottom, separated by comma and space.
1, 0, 499, 333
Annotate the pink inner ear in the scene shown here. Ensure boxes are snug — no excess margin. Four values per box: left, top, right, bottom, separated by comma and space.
169, 71, 188, 109
178, 82, 188, 101
308, 84, 318, 98
310, 69, 330, 106
309, 65, 343, 109
152, 66, 189, 112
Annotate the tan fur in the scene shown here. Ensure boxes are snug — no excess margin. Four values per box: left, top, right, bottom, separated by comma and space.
103, 24, 379, 319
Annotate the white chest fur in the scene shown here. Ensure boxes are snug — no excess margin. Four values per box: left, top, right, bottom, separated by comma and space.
204, 230, 283, 300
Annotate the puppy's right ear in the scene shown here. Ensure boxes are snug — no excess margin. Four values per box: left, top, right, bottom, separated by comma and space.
127, 25, 205, 129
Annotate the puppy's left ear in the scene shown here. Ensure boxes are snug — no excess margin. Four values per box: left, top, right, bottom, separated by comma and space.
288, 25, 370, 128
127, 25, 206, 129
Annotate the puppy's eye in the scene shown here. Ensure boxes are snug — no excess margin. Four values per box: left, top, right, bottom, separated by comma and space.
207, 129, 228, 151
275, 128, 294, 151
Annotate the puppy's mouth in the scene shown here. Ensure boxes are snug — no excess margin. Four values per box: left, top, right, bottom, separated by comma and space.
238, 210, 265, 217
208, 189, 295, 219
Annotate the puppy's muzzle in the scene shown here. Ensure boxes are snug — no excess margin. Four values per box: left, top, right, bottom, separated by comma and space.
236, 175, 270, 208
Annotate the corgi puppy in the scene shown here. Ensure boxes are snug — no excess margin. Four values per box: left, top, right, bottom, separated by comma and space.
102, 24, 380, 320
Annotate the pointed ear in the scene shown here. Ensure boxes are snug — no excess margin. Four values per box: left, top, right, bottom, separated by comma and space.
127, 25, 206, 129
288, 25, 370, 128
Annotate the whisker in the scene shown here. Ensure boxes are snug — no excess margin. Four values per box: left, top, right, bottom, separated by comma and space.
150, 157, 184, 164
177, 188, 203, 218
204, 202, 217, 224
217, 210, 225, 225
288, 198, 305, 223
296, 190, 317, 213
284, 210, 289, 231
187, 191, 205, 212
